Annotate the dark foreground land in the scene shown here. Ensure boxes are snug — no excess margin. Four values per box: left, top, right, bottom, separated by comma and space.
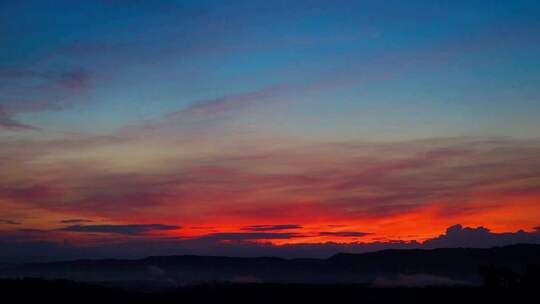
2, 245, 539, 303
0, 278, 538, 304
3, 244, 540, 285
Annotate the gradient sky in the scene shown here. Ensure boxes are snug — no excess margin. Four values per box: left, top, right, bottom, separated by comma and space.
1, 0, 540, 258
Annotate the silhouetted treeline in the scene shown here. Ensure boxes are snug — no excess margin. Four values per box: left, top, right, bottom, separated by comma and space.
1, 278, 539, 304
480, 264, 540, 288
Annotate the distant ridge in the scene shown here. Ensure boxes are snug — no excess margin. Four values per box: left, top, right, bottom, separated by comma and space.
1, 244, 539, 287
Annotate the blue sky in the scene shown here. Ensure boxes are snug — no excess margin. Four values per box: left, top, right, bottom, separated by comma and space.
1, 0, 539, 138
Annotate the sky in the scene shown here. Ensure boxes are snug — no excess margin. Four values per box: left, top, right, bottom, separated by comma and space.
1, 0, 540, 260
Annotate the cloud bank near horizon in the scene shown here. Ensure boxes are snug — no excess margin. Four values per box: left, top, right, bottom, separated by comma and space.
1, 224, 540, 262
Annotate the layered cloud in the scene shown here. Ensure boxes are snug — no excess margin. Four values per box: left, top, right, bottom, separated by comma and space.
1, 224, 539, 262
1, 135, 539, 241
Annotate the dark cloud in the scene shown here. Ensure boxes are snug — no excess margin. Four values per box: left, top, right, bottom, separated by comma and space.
0, 219, 21, 225
59, 224, 181, 235
203, 232, 304, 241
241, 225, 303, 231
17, 229, 48, 233
59, 219, 93, 224
423, 224, 540, 248
319, 231, 372, 237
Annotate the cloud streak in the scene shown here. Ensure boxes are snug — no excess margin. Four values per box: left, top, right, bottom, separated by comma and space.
0, 108, 39, 130
0, 219, 20, 225
59, 224, 181, 235
1, 136, 539, 237
59, 219, 94, 224
202, 232, 305, 241
318, 231, 372, 237
241, 225, 303, 231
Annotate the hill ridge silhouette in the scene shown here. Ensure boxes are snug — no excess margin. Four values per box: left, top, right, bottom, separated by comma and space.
1, 244, 538, 287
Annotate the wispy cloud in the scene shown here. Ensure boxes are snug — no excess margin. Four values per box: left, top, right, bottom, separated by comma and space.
177, 85, 289, 117
0, 108, 38, 130
0, 66, 94, 131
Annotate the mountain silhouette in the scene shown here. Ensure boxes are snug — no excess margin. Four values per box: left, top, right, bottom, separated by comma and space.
1, 244, 539, 287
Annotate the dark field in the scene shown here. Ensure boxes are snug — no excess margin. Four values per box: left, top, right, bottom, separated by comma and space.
1, 278, 538, 304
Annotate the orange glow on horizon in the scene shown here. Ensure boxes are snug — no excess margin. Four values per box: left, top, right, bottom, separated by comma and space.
3, 191, 537, 247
